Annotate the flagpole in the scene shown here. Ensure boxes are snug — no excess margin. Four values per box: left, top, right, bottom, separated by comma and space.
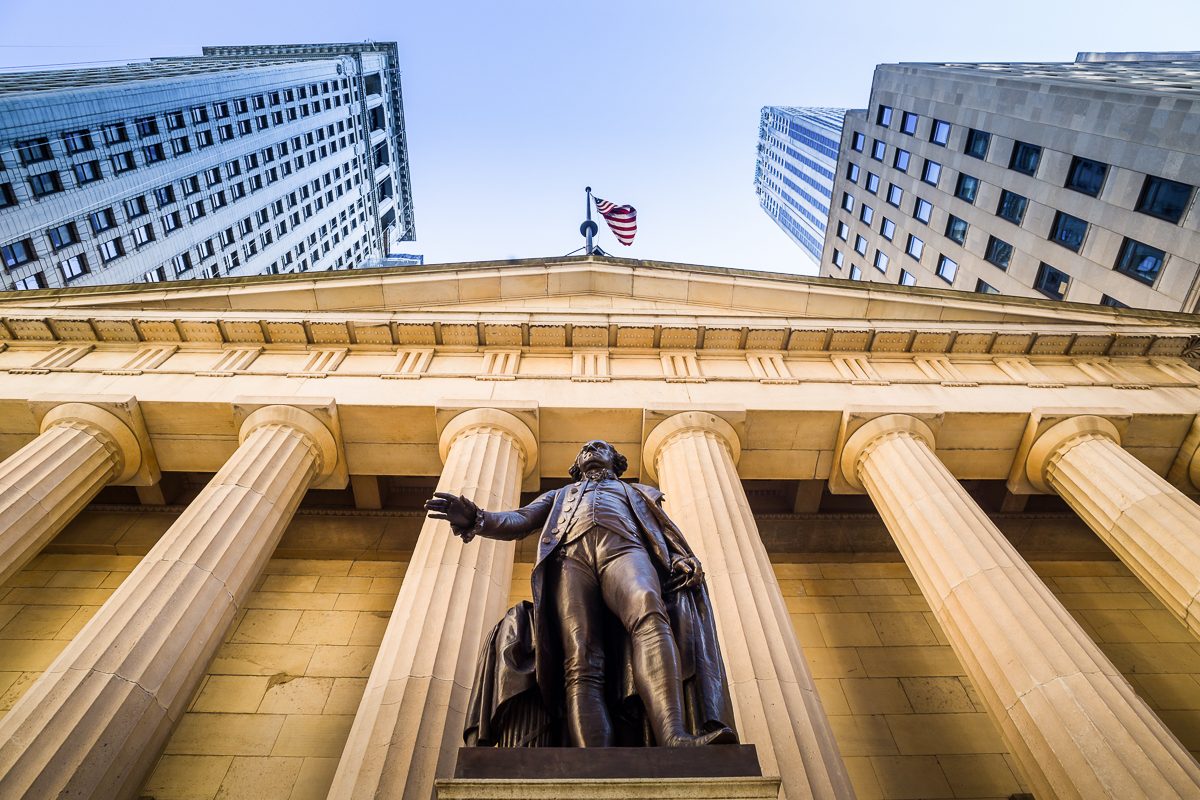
581, 186, 597, 255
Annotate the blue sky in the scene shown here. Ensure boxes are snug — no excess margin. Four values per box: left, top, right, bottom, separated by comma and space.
0, 1, 1196, 274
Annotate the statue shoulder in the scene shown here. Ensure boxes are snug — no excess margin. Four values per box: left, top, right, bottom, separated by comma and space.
628, 482, 665, 505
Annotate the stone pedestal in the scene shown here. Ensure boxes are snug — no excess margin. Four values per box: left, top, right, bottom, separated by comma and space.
0, 403, 142, 586
0, 405, 337, 799
842, 413, 1200, 800
1027, 415, 1200, 637
328, 408, 536, 800
435, 777, 781, 800
643, 411, 854, 800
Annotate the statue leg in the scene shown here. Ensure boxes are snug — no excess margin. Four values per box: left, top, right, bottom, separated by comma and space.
599, 536, 734, 747
554, 543, 614, 747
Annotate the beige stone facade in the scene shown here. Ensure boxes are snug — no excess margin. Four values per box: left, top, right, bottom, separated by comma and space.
2, 255, 1200, 799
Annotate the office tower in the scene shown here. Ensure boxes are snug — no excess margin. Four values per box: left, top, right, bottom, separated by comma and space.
753, 107, 848, 264
821, 53, 1200, 311
0, 42, 414, 290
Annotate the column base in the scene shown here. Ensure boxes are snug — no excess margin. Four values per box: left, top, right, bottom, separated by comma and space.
436, 777, 779, 800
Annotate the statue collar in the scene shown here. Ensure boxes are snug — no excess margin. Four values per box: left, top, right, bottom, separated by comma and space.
579, 468, 617, 482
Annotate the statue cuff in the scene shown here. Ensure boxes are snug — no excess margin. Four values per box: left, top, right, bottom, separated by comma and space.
462, 509, 486, 541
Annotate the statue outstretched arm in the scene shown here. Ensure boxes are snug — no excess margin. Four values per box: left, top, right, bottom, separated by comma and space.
425, 490, 555, 543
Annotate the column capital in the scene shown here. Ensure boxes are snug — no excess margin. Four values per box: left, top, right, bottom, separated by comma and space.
839, 414, 937, 492
1005, 407, 1130, 495
438, 407, 538, 478
642, 411, 741, 483
36, 399, 146, 485
239, 404, 341, 487
1023, 414, 1123, 494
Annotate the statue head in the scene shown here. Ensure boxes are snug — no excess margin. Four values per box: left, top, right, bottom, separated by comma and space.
569, 440, 628, 481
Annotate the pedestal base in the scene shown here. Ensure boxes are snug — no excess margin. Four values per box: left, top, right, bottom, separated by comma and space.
436, 777, 781, 800
453, 745, 762, 779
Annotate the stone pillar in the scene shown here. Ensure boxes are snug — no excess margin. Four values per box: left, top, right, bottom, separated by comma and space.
643, 412, 855, 800
328, 408, 536, 800
0, 403, 142, 586
1027, 414, 1200, 637
842, 413, 1200, 800
0, 405, 338, 800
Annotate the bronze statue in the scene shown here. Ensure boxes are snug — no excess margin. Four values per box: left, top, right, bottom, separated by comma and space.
426, 440, 737, 748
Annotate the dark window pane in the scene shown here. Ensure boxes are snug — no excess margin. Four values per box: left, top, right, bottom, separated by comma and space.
945, 215, 968, 244
877, 105, 893, 127
1115, 238, 1165, 285
901, 112, 918, 135
1035, 262, 1070, 300
1009, 141, 1042, 176
976, 279, 999, 294
965, 129, 990, 160
851, 132, 865, 152
1136, 176, 1193, 224
955, 174, 979, 204
996, 190, 1028, 224
1100, 294, 1128, 308
1050, 212, 1088, 252
899, 270, 916, 286
985, 236, 1012, 269
1065, 157, 1107, 197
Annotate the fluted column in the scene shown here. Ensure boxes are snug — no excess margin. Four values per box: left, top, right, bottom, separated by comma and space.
1027, 414, 1200, 636
0, 405, 338, 800
328, 408, 536, 800
843, 414, 1200, 800
0, 403, 143, 585
644, 412, 854, 800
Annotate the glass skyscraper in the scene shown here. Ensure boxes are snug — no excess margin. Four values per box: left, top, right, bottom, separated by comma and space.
0, 42, 414, 290
754, 107, 848, 265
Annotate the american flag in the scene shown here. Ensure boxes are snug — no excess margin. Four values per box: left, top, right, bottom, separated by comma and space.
593, 196, 637, 246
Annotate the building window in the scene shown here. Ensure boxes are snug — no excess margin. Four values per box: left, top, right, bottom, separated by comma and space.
842, 192, 855, 212
190, 106, 209, 124
72, 160, 102, 185
182, 175, 200, 195
832, 249, 844, 268
921, 159, 941, 186
1136, 175, 1193, 224
900, 111, 918, 135
930, 119, 951, 146
1049, 212, 1088, 252
59, 254, 88, 280
28, 171, 63, 197
205, 166, 222, 186
124, 195, 148, 218
172, 252, 194, 276
226, 159, 242, 178
219, 124, 235, 142
46, 222, 77, 250
996, 190, 1028, 225
133, 224, 155, 248
0, 183, 16, 208
16, 137, 53, 164
195, 129, 214, 148
893, 148, 910, 172
936, 254, 958, 284
1, 238, 36, 268
851, 132, 865, 152
899, 270, 916, 286
886, 183, 903, 207
13, 272, 46, 290
1065, 156, 1107, 197
836, 221, 849, 241
866, 173, 880, 194
975, 279, 999, 294
102, 122, 128, 145
154, 185, 176, 207
854, 235, 868, 256
89, 208, 116, 234
873, 250, 889, 273
985, 236, 1013, 270
111, 151, 136, 173
870, 139, 887, 161
166, 110, 186, 130
143, 143, 165, 163
945, 215, 968, 245
914, 198, 933, 224
877, 105, 893, 127
161, 211, 182, 233
187, 199, 206, 221
860, 204, 874, 225
171, 137, 191, 156
905, 234, 924, 261
846, 162, 860, 183
964, 129, 990, 160
135, 116, 158, 137
849, 265, 862, 280
1009, 141, 1042, 176
954, 173, 979, 204
1100, 294, 1128, 308
880, 217, 896, 241
97, 238, 124, 263
1034, 262, 1070, 300
62, 129, 94, 154
1114, 238, 1165, 285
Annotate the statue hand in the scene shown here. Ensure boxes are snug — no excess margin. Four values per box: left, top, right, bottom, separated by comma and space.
424, 491, 480, 537
666, 555, 704, 592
